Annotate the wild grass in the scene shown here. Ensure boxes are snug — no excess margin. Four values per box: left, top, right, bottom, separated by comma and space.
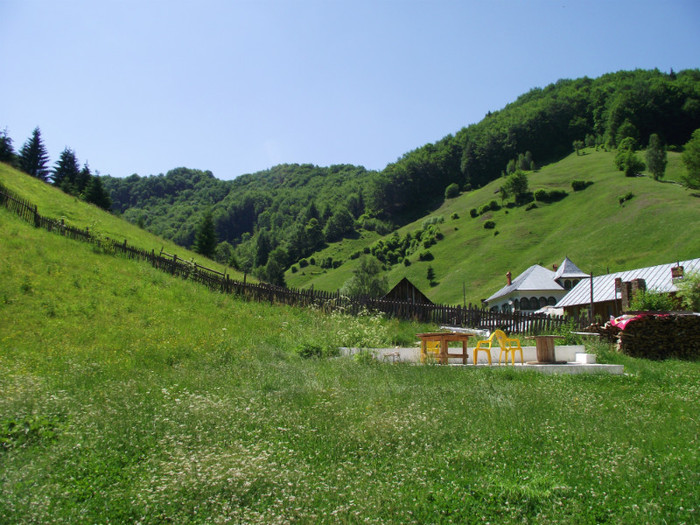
1, 207, 698, 523
0, 163, 248, 281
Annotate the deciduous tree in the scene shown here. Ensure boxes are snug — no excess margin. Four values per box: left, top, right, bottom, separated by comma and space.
645, 133, 667, 181
340, 256, 387, 298
681, 128, 700, 189
501, 170, 529, 204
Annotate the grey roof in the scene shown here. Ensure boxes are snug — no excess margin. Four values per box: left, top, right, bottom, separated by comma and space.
554, 256, 589, 280
486, 264, 564, 303
556, 258, 700, 308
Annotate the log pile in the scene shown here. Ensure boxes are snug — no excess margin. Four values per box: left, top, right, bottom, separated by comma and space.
619, 314, 700, 360
581, 322, 621, 342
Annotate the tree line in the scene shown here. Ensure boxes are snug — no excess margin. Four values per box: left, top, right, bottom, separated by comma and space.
0, 127, 112, 210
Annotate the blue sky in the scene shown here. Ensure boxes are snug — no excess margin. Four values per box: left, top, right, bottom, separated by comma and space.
1, 0, 699, 180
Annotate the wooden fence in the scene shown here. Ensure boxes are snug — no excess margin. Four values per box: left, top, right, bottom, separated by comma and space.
1, 181, 574, 334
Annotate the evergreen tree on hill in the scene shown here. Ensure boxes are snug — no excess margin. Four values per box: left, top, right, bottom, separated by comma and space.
51, 147, 80, 190
84, 175, 112, 211
76, 163, 93, 196
18, 127, 50, 181
194, 209, 218, 259
0, 128, 16, 165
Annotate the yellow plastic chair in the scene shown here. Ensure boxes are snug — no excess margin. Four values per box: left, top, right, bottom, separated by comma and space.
421, 341, 441, 363
472, 333, 494, 365
493, 329, 524, 365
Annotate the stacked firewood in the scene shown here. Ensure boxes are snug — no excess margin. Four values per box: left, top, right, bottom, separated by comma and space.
581, 322, 621, 342
619, 314, 700, 360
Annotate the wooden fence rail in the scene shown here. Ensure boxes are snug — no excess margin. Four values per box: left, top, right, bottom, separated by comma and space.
1, 181, 578, 334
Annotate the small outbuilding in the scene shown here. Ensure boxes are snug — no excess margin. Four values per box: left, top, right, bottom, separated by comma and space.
382, 277, 433, 305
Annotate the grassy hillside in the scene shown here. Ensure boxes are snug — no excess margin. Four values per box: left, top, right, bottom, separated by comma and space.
2, 198, 699, 523
0, 163, 246, 280
287, 149, 700, 304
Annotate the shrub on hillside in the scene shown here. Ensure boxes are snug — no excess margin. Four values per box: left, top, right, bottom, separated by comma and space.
618, 192, 634, 205
535, 189, 568, 203
445, 183, 460, 199
483, 221, 496, 229
572, 180, 593, 191
470, 208, 478, 218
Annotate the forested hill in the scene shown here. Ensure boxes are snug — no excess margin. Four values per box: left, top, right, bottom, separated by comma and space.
102, 68, 700, 284
102, 163, 382, 269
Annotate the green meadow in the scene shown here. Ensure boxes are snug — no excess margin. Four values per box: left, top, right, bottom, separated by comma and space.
286, 149, 700, 304
1, 191, 698, 523
0, 163, 247, 282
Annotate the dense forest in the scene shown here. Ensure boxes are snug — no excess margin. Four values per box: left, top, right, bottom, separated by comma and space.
6, 68, 700, 285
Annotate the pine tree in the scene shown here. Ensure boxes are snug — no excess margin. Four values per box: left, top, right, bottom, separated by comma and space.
253, 229, 271, 268
18, 127, 50, 181
0, 128, 16, 165
194, 210, 218, 259
427, 265, 436, 285
84, 175, 112, 211
76, 162, 93, 195
51, 148, 80, 190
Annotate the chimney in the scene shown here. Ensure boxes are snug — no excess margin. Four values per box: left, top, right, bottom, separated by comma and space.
671, 265, 684, 281
506, 271, 512, 286
553, 264, 558, 271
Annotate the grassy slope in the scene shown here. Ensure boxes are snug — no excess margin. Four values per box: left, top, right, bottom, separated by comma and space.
286, 149, 700, 303
0, 163, 247, 280
1, 205, 698, 524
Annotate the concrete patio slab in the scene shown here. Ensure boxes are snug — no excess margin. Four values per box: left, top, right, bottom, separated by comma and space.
340, 346, 624, 375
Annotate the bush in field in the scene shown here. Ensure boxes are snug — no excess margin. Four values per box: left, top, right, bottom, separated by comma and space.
618, 192, 634, 205
676, 271, 700, 311
572, 180, 593, 191
483, 220, 496, 229
535, 189, 568, 203
629, 289, 675, 312
444, 183, 460, 199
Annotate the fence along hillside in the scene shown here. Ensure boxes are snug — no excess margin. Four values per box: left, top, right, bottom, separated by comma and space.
0, 181, 570, 334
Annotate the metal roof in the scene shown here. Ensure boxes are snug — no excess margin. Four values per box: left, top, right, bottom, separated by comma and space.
556, 258, 700, 307
554, 256, 589, 280
486, 264, 564, 303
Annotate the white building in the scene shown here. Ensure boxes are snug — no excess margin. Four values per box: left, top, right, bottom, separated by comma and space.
484, 257, 588, 312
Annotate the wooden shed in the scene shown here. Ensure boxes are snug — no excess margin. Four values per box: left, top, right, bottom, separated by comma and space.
382, 277, 433, 305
